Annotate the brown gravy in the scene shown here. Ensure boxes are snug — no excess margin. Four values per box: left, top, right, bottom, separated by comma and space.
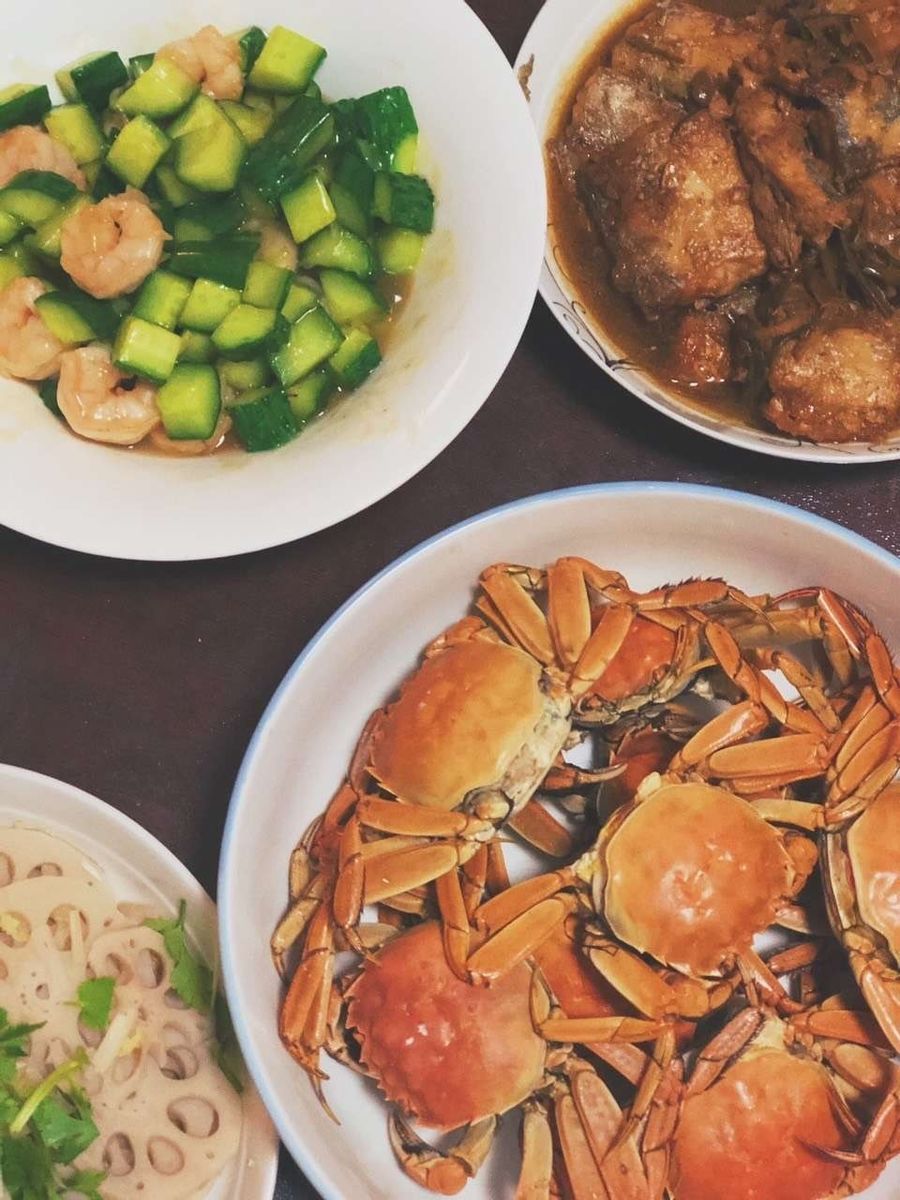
546, 0, 776, 434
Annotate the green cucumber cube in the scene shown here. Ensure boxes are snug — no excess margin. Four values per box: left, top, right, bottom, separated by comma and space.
0, 210, 21, 247
330, 152, 375, 237
180, 278, 242, 333
25, 194, 92, 260
133, 270, 193, 330
174, 115, 246, 193
330, 328, 381, 389
299, 224, 376, 278
228, 384, 298, 451
281, 281, 319, 322
377, 228, 425, 274
373, 172, 435, 233
247, 26, 326, 94
155, 164, 200, 208
0, 84, 52, 133
219, 357, 270, 391
106, 116, 170, 188
168, 93, 220, 139
179, 330, 215, 363
156, 363, 221, 439
242, 95, 335, 202
287, 365, 335, 424
0, 171, 78, 227
319, 269, 386, 326
243, 261, 292, 309
115, 56, 198, 119
57, 52, 128, 110
113, 315, 181, 383
212, 303, 288, 360
270, 304, 344, 387
355, 87, 418, 173
0, 252, 24, 291
43, 104, 105, 165
280, 172, 336, 244
220, 100, 273, 147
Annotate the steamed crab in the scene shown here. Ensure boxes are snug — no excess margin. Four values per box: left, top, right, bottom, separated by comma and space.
275, 557, 751, 1083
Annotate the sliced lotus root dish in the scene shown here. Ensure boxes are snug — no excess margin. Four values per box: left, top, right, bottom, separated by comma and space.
0, 827, 244, 1199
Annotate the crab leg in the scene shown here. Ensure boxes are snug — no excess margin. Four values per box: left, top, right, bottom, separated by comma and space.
474, 867, 578, 937
540, 1015, 667, 1045
460, 842, 489, 918
827, 719, 900, 808
641, 1058, 683, 1200
668, 700, 770, 771
686, 1006, 764, 1096
356, 795, 495, 840
435, 868, 471, 981
516, 1100, 555, 1200
468, 894, 580, 984
388, 1111, 497, 1195
570, 604, 636, 698
553, 1085, 613, 1200
585, 933, 734, 1021
364, 841, 482, 905
485, 838, 511, 894
509, 799, 578, 858
789, 1001, 892, 1049
748, 648, 842, 731
567, 1058, 651, 1200
279, 900, 336, 1085
751, 797, 825, 830
479, 564, 556, 665
547, 557, 593, 667
271, 870, 331, 976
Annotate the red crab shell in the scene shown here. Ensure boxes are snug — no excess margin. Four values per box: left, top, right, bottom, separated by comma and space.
347, 922, 545, 1130
671, 1048, 868, 1200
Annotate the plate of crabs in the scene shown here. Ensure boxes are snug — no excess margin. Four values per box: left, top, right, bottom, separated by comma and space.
219, 482, 900, 1200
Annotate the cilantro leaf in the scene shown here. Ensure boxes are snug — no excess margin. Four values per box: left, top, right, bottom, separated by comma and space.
0, 1008, 43, 1085
75, 977, 116, 1033
145, 901, 213, 1012
0, 1129, 55, 1198
62, 1167, 107, 1199
213, 993, 244, 1095
31, 1087, 99, 1165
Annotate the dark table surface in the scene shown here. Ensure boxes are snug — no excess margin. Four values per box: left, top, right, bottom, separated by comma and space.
2, 1, 899, 1195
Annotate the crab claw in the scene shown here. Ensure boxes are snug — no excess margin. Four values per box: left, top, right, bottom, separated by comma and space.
388, 1111, 496, 1195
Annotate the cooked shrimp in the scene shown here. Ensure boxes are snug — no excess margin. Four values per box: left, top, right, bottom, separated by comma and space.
149, 411, 232, 455
157, 25, 244, 101
60, 190, 165, 299
57, 346, 160, 445
0, 125, 85, 189
0, 277, 66, 381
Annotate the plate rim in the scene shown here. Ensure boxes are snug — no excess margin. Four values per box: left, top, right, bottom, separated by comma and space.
514, 0, 900, 465
218, 480, 899, 1199
0, 761, 281, 1200
0, 0, 547, 561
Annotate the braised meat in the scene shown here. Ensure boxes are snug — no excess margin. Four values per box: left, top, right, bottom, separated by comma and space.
610, 2, 761, 99
551, 0, 900, 443
766, 312, 900, 441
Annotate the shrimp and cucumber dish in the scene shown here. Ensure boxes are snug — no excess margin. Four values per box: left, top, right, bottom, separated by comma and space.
0, 24, 436, 454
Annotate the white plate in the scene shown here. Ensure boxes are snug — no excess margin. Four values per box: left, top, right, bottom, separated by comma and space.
0, 0, 545, 560
219, 482, 900, 1200
0, 762, 279, 1200
515, 0, 900, 464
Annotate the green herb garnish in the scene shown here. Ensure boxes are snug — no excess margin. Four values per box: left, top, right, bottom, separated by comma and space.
76, 977, 116, 1033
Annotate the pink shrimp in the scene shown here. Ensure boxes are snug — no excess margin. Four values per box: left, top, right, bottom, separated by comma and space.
57, 346, 160, 446
0, 126, 85, 189
0, 277, 66, 381
157, 25, 244, 101
60, 190, 165, 300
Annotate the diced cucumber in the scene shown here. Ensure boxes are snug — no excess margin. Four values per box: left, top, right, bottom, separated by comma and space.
86, 162, 125, 199
242, 89, 275, 114
106, 116, 170, 188
43, 105, 105, 165
173, 193, 246, 242
228, 384, 298, 451
319, 269, 386, 326
167, 236, 260, 290
377, 228, 425, 274
179, 330, 215, 362
355, 87, 418, 173
280, 172, 336, 244
0, 171, 79, 227
243, 260, 292, 309
0, 253, 24, 291
174, 114, 246, 193
247, 26, 326, 94
180, 278, 243, 333
112, 315, 181, 383
330, 152, 375, 237
299, 224, 376, 278
5, 242, 41, 276
39, 377, 62, 417
155, 164, 199, 208
242, 95, 335, 201
57, 52, 128, 111
270, 303, 344, 386
156, 362, 221, 439
24, 194, 91, 260
220, 100, 273, 147
374, 172, 435, 233
115, 56, 198, 119
0, 84, 52, 133
0, 211, 21, 247
281, 281, 318, 322
287, 365, 334, 424
330, 327, 381, 389
305, 81, 322, 102
272, 94, 295, 117
234, 26, 267, 74
219, 357, 270, 392
212, 303, 288, 360
168, 93, 220, 139
133, 270, 193, 330
129, 53, 155, 81
34, 288, 120, 346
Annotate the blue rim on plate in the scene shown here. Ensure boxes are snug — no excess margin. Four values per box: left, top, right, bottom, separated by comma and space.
218, 481, 899, 1197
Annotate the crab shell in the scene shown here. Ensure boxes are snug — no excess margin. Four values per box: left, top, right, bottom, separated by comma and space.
368, 639, 571, 813
847, 783, 900, 962
347, 922, 545, 1130
671, 1021, 878, 1200
595, 779, 809, 976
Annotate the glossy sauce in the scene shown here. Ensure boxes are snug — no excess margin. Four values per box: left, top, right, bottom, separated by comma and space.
546, 0, 771, 432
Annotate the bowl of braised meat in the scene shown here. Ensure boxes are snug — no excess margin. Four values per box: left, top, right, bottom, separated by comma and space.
518, 0, 900, 461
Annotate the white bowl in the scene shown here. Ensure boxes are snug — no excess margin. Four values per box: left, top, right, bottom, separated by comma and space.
219, 482, 900, 1200
516, 0, 900, 464
0, 0, 545, 560
0, 763, 279, 1200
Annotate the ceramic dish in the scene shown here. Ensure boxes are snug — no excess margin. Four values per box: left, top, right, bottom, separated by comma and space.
0, 0, 545, 560
219, 481, 900, 1200
515, 0, 900, 464
0, 761, 279, 1200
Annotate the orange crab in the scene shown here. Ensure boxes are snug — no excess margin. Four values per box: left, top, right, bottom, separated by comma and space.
653, 1006, 900, 1200
328, 920, 663, 1195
